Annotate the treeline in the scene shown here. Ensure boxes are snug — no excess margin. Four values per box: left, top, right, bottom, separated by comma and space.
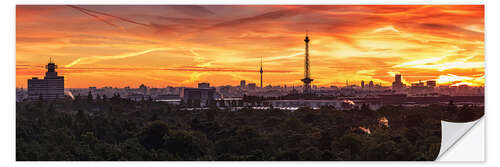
16, 97, 483, 161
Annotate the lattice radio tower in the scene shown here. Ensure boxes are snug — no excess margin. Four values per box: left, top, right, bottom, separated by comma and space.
301, 31, 313, 94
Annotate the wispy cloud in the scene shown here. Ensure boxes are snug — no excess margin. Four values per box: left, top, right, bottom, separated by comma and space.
393, 56, 484, 71
436, 74, 484, 86
67, 5, 151, 29
67, 5, 126, 31
65, 48, 170, 67
161, 66, 294, 73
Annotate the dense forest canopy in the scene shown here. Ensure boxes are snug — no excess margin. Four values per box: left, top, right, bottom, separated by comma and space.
16, 96, 483, 161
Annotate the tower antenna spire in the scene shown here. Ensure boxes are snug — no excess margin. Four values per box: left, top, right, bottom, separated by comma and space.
261, 54, 263, 67
260, 55, 263, 89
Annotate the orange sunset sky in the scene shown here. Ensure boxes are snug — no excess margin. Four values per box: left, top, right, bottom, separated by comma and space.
16, 5, 484, 88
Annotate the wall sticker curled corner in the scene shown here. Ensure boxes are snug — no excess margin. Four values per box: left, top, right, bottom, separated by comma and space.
437, 117, 484, 161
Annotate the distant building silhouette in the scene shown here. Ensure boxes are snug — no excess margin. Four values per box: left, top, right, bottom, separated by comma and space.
260, 55, 263, 88
128, 93, 151, 102
301, 31, 314, 94
198, 82, 210, 88
409, 80, 426, 92
411, 80, 425, 87
182, 82, 215, 107
240, 80, 246, 88
368, 81, 374, 88
361, 80, 365, 88
392, 74, 404, 89
426, 80, 437, 87
248, 83, 257, 90
139, 84, 148, 94
27, 59, 64, 100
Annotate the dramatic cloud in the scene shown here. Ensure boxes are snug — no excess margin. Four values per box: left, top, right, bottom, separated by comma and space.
16, 5, 484, 88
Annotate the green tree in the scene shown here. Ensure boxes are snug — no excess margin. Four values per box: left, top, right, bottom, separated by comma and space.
138, 120, 169, 150
164, 130, 213, 160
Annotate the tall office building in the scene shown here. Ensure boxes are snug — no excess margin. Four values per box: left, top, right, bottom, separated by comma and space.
395, 74, 400, 83
28, 60, 64, 100
240, 80, 246, 88
392, 74, 404, 89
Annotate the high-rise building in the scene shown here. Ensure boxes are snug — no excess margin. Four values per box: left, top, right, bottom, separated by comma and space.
301, 32, 314, 94
368, 81, 374, 88
392, 74, 404, 89
361, 80, 365, 88
395, 74, 401, 83
240, 80, 246, 88
27, 60, 64, 100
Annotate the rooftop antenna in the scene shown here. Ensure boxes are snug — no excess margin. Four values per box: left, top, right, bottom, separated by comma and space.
260, 54, 263, 88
